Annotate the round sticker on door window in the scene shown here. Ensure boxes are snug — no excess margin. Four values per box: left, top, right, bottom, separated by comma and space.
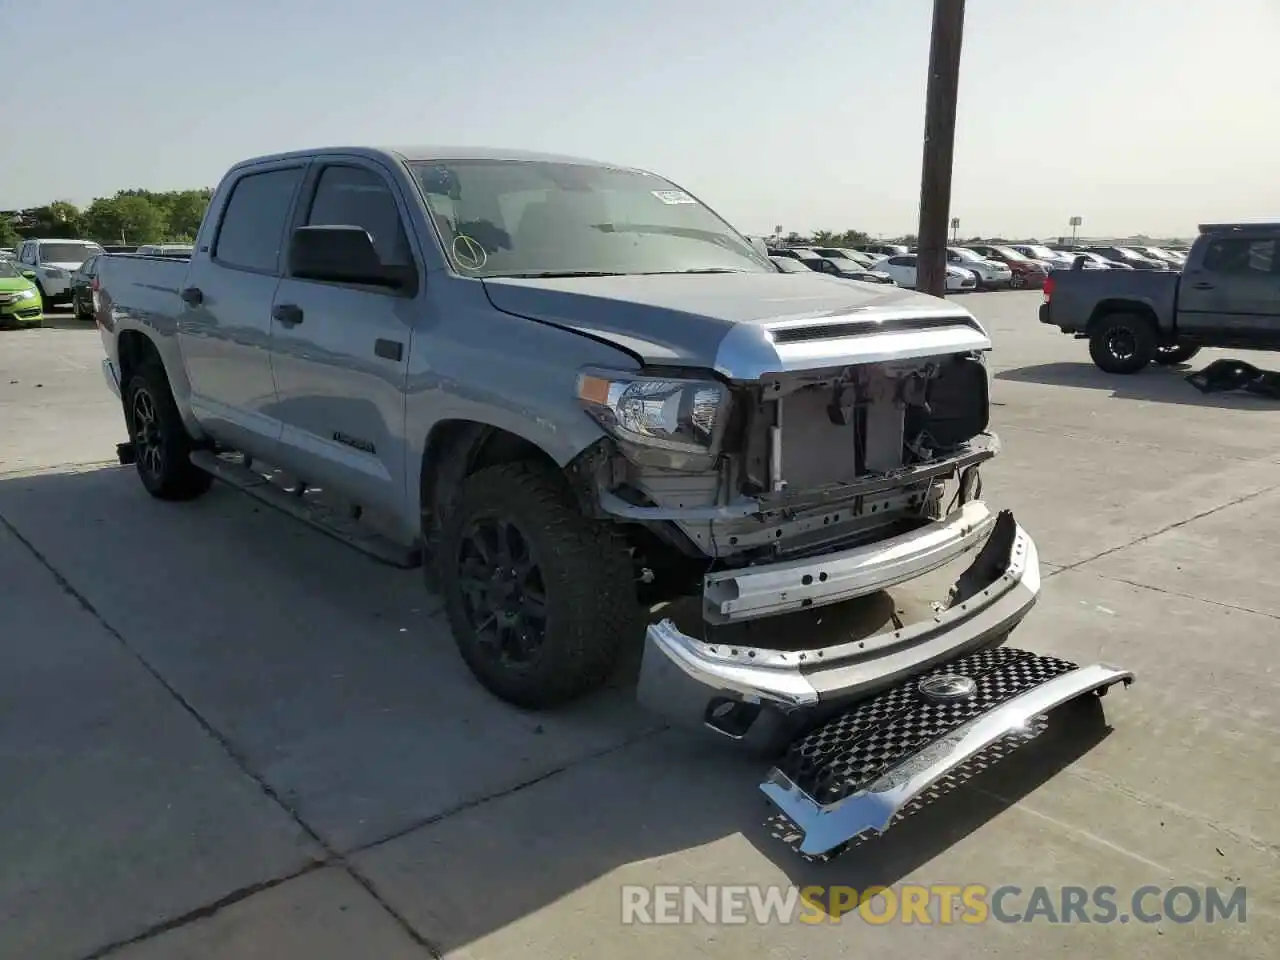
452, 235, 487, 271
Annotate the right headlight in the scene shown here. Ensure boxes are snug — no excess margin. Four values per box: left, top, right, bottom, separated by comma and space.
576, 371, 730, 466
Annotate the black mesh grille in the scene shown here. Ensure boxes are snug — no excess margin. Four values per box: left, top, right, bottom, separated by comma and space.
769, 315, 981, 344
778, 647, 1076, 804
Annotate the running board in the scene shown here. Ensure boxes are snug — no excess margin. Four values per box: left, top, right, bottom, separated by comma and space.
761, 648, 1133, 858
189, 450, 421, 569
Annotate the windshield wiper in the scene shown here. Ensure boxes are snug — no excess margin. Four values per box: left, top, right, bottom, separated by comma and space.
492, 270, 628, 279
641, 267, 750, 275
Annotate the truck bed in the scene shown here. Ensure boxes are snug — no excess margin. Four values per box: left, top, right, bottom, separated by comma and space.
97, 253, 191, 323
1041, 268, 1179, 335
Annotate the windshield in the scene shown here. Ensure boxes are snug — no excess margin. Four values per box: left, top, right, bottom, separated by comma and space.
770, 257, 809, 273
991, 246, 1028, 261
408, 159, 772, 278
950, 248, 984, 261
0, 261, 22, 279
826, 258, 865, 272
1114, 248, 1146, 259
1017, 245, 1055, 259
38, 242, 102, 265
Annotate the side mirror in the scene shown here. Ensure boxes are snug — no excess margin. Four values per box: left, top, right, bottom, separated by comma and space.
288, 225, 416, 293
21, 269, 37, 281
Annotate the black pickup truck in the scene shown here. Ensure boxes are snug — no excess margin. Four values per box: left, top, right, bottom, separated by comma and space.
1040, 222, 1280, 373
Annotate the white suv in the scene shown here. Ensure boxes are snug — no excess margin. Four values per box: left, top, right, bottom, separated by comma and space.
14, 239, 105, 306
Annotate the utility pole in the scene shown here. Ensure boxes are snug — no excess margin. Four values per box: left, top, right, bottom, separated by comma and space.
915, 0, 966, 297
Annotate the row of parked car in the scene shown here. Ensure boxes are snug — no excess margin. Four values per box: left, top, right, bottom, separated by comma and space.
0, 239, 193, 324
764, 240, 1190, 294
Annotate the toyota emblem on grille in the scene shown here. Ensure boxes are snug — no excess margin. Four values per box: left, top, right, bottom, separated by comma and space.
919, 673, 977, 701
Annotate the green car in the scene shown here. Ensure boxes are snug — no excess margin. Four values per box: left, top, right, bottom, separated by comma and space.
0, 260, 44, 328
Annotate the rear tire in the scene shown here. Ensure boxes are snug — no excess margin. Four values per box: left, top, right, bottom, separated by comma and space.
439, 461, 639, 708
1088, 313, 1157, 374
123, 360, 213, 500
1153, 343, 1201, 366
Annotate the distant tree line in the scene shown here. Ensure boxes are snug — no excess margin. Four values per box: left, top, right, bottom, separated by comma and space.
1, 188, 214, 248
773, 229, 921, 247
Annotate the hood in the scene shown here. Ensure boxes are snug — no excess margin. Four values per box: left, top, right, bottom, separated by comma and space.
0, 276, 37, 293
481, 271, 989, 380
40, 261, 86, 271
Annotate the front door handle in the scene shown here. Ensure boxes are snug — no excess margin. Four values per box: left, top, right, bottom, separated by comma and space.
180, 286, 203, 307
272, 303, 304, 326
1191, 282, 1215, 290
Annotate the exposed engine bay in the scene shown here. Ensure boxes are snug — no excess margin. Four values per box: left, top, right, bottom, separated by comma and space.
591, 350, 993, 569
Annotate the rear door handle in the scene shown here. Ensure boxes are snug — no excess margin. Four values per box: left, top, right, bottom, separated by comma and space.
374, 338, 403, 361
1191, 282, 1215, 290
180, 286, 203, 306
272, 303, 304, 326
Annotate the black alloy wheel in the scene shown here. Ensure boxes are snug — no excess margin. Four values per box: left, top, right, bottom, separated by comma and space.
1088, 313, 1157, 374
130, 386, 165, 482
455, 516, 548, 671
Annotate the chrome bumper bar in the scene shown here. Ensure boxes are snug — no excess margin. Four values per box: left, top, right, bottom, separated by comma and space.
761, 660, 1134, 857
703, 501, 995, 622
636, 507, 1040, 744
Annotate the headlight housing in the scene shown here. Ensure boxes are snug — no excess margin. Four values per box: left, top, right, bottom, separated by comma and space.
17, 288, 37, 301
577, 371, 730, 468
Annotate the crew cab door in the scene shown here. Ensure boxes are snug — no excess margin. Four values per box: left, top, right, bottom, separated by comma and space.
267, 158, 416, 517
1177, 233, 1280, 347
179, 161, 308, 459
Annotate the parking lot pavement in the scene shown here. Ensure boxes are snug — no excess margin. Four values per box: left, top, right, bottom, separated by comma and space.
1, 292, 1277, 958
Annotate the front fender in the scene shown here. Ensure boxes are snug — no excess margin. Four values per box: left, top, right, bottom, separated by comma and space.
402, 282, 640, 527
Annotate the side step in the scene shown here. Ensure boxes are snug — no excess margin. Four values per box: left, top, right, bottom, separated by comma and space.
189, 450, 421, 569
760, 646, 1133, 858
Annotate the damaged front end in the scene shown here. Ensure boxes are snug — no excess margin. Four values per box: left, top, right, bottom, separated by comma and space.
575, 303, 1132, 855
576, 309, 1039, 743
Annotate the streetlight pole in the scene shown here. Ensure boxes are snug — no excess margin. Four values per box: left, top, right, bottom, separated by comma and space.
915, 0, 966, 297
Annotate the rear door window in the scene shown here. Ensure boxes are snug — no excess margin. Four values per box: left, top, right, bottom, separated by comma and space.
213, 167, 306, 273
1202, 237, 1276, 275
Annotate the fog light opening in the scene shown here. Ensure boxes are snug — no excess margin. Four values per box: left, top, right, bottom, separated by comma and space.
703, 697, 763, 740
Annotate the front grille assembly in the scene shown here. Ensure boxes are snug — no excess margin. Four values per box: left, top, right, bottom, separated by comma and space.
777, 647, 1076, 804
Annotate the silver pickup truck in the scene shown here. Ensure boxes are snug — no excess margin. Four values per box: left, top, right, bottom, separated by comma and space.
96, 146, 1130, 857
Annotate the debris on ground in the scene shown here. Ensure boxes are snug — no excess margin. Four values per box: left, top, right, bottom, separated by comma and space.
1186, 358, 1280, 398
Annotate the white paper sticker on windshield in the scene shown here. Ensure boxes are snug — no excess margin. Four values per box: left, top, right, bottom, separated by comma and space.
652, 190, 697, 205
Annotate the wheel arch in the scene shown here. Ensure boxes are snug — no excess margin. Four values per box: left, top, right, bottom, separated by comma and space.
418, 419, 602, 561
116, 328, 164, 388
1086, 300, 1159, 335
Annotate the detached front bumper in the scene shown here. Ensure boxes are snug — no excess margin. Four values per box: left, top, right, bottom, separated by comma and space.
637, 505, 1041, 747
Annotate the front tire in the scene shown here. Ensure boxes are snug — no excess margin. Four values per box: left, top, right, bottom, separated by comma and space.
439, 461, 638, 708
1009, 272, 1026, 289
1153, 343, 1201, 366
1089, 313, 1157, 374
123, 361, 213, 500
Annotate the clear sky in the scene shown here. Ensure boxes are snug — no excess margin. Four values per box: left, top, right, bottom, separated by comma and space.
3, 0, 1276, 238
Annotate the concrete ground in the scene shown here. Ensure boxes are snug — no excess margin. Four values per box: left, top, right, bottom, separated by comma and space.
1, 298, 1276, 959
